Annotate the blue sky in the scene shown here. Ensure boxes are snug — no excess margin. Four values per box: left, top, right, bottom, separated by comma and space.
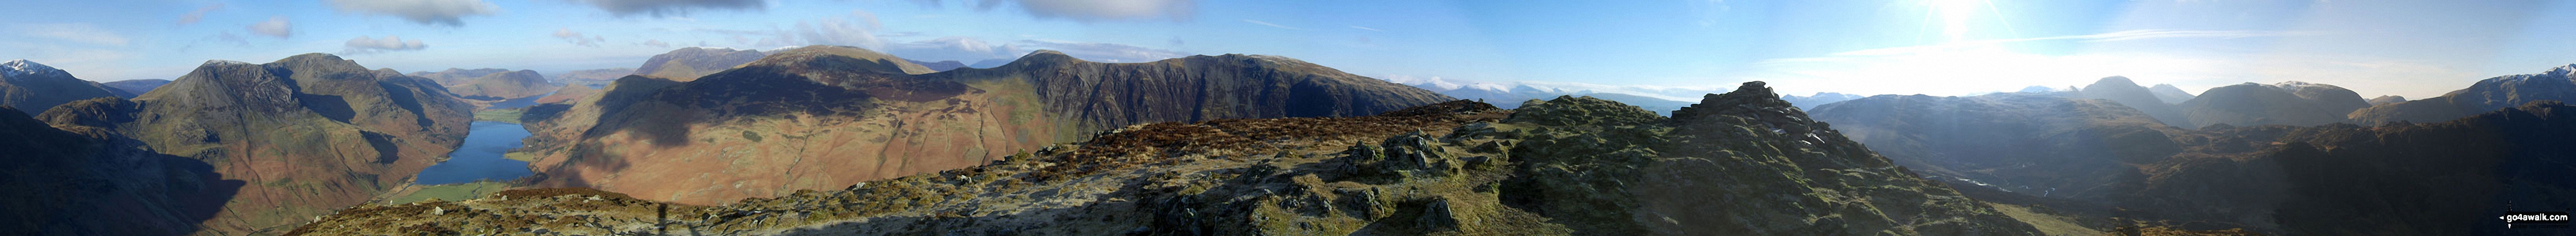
5, 0, 2575, 99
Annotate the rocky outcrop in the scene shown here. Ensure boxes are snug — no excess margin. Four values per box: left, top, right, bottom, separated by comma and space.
2177, 81, 2369, 128
513, 46, 1452, 204
1, 60, 127, 115
40, 54, 473, 235
2348, 64, 2576, 125
292, 84, 2041, 235
633, 47, 772, 80
444, 70, 561, 100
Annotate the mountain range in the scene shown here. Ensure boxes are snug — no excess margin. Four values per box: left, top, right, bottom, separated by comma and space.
633, 47, 771, 80
2348, 64, 2576, 125
512, 45, 1451, 204
0, 60, 131, 115
289, 82, 2044, 235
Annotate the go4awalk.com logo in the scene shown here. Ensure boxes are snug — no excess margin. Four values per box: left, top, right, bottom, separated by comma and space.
2502, 211, 2571, 229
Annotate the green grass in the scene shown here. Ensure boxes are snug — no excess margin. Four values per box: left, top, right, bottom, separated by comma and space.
387, 181, 515, 204
1990, 203, 2102, 236
473, 109, 526, 124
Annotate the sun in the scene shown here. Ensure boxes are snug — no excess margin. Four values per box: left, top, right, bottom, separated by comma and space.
1922, 0, 1993, 42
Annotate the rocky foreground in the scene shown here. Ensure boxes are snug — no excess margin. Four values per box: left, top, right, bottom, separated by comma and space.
289, 82, 2039, 235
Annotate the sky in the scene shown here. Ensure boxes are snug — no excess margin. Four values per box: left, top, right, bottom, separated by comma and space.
5, 0, 2575, 100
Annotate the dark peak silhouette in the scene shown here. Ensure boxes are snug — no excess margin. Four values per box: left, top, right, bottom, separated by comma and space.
0, 59, 124, 115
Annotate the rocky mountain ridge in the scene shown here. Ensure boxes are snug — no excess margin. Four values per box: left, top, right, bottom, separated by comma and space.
0, 59, 129, 115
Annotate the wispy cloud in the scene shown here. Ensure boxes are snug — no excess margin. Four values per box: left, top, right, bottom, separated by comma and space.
16, 23, 130, 47
247, 16, 292, 38
1242, 19, 1302, 30
553, 28, 606, 47
323, 0, 497, 26
344, 35, 428, 54
911, 0, 1197, 22
177, 3, 225, 25
570, 0, 764, 18
1348, 26, 1383, 32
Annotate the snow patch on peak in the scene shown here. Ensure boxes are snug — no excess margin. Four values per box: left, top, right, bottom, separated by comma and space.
2549, 64, 2574, 77
3, 59, 61, 78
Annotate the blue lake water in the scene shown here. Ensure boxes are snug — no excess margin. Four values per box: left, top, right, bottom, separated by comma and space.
482, 92, 556, 110
414, 121, 536, 185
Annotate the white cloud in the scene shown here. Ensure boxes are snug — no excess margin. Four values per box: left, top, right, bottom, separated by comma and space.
1015, 39, 1187, 63
885, 36, 1020, 62
571, 0, 765, 17
247, 16, 292, 38
178, 3, 225, 25
788, 10, 886, 49
344, 35, 428, 54
1242, 19, 1301, 30
323, 0, 497, 26
553, 28, 606, 47
911, 0, 1194, 22
640, 39, 673, 48
16, 23, 130, 47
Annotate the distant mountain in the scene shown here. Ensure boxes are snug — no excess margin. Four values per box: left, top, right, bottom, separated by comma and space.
40, 54, 472, 235
0, 105, 231, 235
967, 58, 1013, 68
1387, 79, 1712, 116
632, 47, 769, 80
2175, 81, 2369, 128
548, 67, 632, 87
2367, 95, 2406, 105
1810, 92, 2182, 201
103, 79, 170, 98
443, 69, 560, 100
2148, 83, 2195, 104
1779, 92, 1863, 110
2073, 76, 2192, 127
513, 46, 1452, 204
905, 59, 970, 72
296, 83, 2042, 235
0, 60, 127, 115
406, 67, 512, 86
2348, 64, 2576, 125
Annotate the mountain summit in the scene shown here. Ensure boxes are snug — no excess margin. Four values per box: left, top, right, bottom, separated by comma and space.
0, 59, 128, 115
2349, 64, 2576, 124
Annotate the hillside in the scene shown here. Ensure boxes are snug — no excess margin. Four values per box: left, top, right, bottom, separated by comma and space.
1810, 93, 2184, 201
444, 69, 561, 100
549, 67, 634, 87
104, 79, 172, 98
37, 54, 474, 235
2348, 64, 2576, 125
409, 68, 513, 86
2149, 84, 2195, 104
1, 59, 127, 115
2074, 77, 2192, 127
0, 106, 233, 235
291, 83, 2042, 235
2175, 81, 2369, 128
633, 47, 772, 80
905, 59, 969, 72
511, 46, 1452, 204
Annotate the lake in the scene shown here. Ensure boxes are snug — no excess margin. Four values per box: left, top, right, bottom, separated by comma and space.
413, 121, 536, 185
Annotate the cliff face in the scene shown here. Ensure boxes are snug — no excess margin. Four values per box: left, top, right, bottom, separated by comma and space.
633, 47, 772, 80
1810, 93, 2184, 201
514, 47, 1452, 205
2177, 81, 2369, 128
0, 60, 126, 115
2349, 64, 2576, 125
39, 54, 473, 235
444, 70, 561, 100
291, 84, 2041, 235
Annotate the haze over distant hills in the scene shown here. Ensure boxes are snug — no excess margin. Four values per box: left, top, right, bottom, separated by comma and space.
441, 70, 561, 101
103, 79, 171, 98
2176, 81, 2370, 128
548, 67, 633, 87
513, 45, 1451, 204
0, 60, 129, 115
